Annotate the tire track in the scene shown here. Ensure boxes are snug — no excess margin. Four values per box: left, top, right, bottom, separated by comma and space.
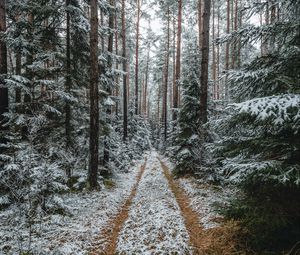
159, 159, 205, 254
89, 158, 147, 255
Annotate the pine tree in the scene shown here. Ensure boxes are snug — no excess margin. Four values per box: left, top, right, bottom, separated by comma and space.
88, 0, 100, 189
212, 0, 300, 250
173, 39, 201, 175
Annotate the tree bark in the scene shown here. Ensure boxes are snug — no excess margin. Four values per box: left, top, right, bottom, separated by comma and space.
114, 3, 119, 116
211, 0, 217, 100
134, 0, 141, 115
173, 0, 182, 121
198, 0, 203, 48
65, 0, 72, 153
103, 0, 115, 167
22, 11, 34, 139
88, 0, 99, 189
199, 0, 211, 124
172, 15, 176, 111
231, 0, 238, 69
0, 0, 8, 135
163, 8, 170, 141
143, 48, 150, 116
216, 0, 220, 99
15, 50, 21, 103
225, 0, 230, 100
122, 0, 128, 141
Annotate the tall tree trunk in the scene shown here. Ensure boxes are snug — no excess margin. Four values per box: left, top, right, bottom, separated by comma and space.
139, 76, 143, 114
198, 0, 203, 48
199, 0, 211, 124
65, 0, 72, 178
237, 2, 242, 68
172, 15, 176, 111
211, 0, 216, 100
88, 0, 99, 189
100, 9, 105, 52
15, 48, 21, 103
114, 4, 119, 116
143, 48, 150, 116
173, 0, 182, 121
0, 0, 8, 137
231, 0, 238, 68
65, 0, 72, 151
262, 0, 269, 55
15, 11, 21, 104
216, 0, 220, 99
163, 8, 170, 141
225, 0, 230, 100
122, 0, 128, 141
103, 0, 115, 167
22, 12, 34, 139
134, 0, 141, 115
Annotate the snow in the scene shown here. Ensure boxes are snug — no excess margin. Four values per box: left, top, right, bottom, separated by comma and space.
161, 157, 236, 230
232, 94, 300, 128
116, 151, 191, 254
178, 178, 234, 230
0, 159, 145, 255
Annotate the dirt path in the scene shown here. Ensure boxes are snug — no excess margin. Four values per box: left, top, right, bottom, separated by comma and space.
159, 159, 205, 254
89, 159, 147, 255
90, 151, 233, 254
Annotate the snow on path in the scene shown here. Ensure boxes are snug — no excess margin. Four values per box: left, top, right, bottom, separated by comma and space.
116, 151, 191, 254
160, 157, 235, 230
0, 158, 145, 255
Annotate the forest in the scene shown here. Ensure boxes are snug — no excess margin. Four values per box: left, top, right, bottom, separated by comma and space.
0, 0, 299, 254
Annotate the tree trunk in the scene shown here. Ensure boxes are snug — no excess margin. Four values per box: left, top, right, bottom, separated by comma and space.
0, 0, 8, 136
122, 0, 128, 141
103, 0, 115, 167
163, 8, 170, 141
216, 0, 220, 99
65, 0, 72, 152
262, 0, 269, 55
134, 0, 141, 115
15, 50, 21, 103
199, 0, 211, 124
114, 4, 119, 116
22, 12, 34, 139
14, 8, 21, 103
88, 0, 99, 189
225, 0, 230, 100
173, 0, 182, 121
172, 15, 176, 111
143, 48, 150, 116
198, 0, 203, 48
211, 0, 216, 100
65, 0, 72, 178
231, 0, 238, 68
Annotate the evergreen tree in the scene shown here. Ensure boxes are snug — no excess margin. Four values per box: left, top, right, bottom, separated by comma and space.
212, 0, 300, 250
173, 39, 201, 175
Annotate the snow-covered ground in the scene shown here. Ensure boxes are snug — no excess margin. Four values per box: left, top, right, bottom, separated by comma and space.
161, 157, 235, 230
116, 151, 191, 254
1, 151, 235, 254
0, 158, 145, 255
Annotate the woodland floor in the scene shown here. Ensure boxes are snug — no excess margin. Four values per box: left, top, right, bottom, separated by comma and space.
90, 150, 239, 255
0, 150, 239, 254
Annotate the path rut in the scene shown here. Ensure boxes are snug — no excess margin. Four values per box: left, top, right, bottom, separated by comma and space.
92, 151, 206, 254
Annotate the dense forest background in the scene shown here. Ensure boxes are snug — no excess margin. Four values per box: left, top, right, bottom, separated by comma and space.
0, 0, 299, 254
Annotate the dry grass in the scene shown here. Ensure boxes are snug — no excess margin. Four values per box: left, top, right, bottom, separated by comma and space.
89, 159, 147, 255
159, 159, 244, 255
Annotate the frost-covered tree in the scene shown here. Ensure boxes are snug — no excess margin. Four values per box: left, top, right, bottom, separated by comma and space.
211, 0, 300, 251
172, 36, 202, 175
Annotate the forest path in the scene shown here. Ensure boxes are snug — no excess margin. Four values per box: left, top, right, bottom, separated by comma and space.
91, 150, 205, 254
